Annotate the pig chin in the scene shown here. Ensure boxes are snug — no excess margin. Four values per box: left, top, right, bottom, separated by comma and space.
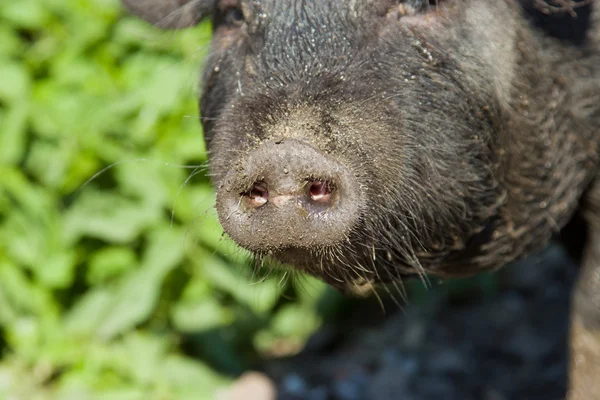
259, 245, 377, 292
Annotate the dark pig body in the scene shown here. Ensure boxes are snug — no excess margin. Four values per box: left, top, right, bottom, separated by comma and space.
122, 1, 600, 398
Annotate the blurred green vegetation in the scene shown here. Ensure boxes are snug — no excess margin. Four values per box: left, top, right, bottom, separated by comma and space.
0, 1, 336, 398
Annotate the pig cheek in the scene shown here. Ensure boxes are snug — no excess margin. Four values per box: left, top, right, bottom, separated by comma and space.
215, 30, 242, 49
213, 16, 250, 49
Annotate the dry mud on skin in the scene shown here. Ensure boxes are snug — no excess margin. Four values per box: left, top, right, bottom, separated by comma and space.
263, 241, 576, 400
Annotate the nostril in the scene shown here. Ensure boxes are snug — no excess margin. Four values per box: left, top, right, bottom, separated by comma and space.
309, 180, 333, 203
245, 182, 268, 208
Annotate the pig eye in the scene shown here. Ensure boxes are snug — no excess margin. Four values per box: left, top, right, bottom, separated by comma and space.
397, 0, 445, 16
224, 7, 245, 27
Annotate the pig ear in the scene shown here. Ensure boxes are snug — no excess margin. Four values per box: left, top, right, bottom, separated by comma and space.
121, 0, 215, 29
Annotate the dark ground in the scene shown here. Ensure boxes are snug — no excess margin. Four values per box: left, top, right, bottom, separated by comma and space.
262, 241, 578, 400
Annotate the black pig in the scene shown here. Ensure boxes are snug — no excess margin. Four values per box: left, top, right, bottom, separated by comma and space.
122, 1, 600, 398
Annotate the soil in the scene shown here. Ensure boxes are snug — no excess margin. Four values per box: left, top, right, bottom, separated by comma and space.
261, 241, 578, 400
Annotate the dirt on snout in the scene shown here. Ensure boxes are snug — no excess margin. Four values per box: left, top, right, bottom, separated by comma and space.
260, 241, 576, 400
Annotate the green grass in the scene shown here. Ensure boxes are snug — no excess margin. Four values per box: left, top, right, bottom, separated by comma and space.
0, 1, 334, 398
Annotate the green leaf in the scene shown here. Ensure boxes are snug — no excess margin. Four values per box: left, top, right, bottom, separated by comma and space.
192, 249, 281, 315
35, 250, 77, 289
64, 288, 114, 336
62, 189, 162, 244
120, 333, 167, 385
171, 297, 234, 333
96, 227, 185, 339
90, 389, 146, 400
87, 246, 138, 285
96, 268, 161, 341
0, 0, 49, 29
0, 25, 21, 57
114, 161, 170, 208
294, 275, 330, 306
0, 166, 54, 220
270, 304, 321, 338
0, 261, 55, 319
0, 101, 30, 165
141, 225, 186, 275
254, 304, 322, 356
161, 354, 228, 395
6, 317, 43, 360
0, 62, 31, 103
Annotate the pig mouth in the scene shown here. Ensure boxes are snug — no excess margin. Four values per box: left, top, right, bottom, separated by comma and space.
259, 245, 378, 292
263, 241, 425, 296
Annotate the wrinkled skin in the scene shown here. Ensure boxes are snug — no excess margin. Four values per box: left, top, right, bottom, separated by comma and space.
122, 1, 600, 398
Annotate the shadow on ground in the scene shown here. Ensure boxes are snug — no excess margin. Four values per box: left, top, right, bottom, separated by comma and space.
262, 241, 577, 400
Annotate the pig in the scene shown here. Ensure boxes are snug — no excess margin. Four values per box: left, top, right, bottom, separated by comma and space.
121, 1, 600, 398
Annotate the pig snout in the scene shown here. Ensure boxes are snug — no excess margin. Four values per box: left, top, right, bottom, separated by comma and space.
215, 139, 362, 253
